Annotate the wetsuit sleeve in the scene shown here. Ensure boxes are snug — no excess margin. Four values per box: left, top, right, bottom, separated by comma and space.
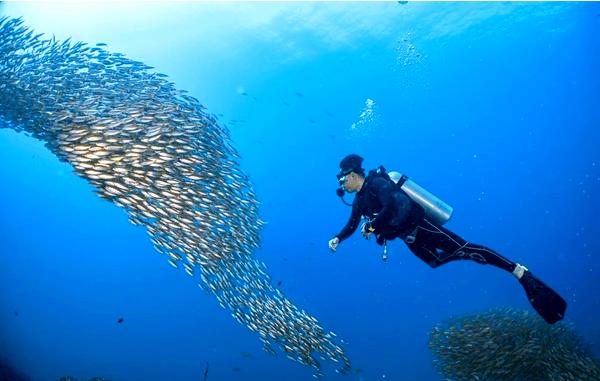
336, 202, 361, 242
369, 177, 396, 231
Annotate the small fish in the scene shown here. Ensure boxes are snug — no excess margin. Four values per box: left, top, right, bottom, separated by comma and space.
202, 362, 209, 381
277, 281, 282, 286
117, 317, 124, 323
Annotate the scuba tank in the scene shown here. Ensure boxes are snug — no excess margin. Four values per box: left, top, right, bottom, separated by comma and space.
387, 171, 453, 225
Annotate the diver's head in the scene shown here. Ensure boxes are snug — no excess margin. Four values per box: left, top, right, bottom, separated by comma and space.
339, 154, 364, 175
337, 154, 365, 193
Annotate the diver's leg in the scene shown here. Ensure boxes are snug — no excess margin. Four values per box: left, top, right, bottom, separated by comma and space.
452, 240, 516, 273
409, 219, 516, 273
412, 221, 567, 323
405, 241, 444, 268
405, 219, 464, 268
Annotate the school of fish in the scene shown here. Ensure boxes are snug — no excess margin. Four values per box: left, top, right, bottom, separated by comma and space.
0, 17, 351, 377
429, 308, 600, 381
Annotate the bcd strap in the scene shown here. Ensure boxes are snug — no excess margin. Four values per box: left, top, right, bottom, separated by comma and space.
397, 174, 409, 187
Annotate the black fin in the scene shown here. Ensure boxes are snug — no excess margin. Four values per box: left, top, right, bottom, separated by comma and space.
519, 271, 567, 324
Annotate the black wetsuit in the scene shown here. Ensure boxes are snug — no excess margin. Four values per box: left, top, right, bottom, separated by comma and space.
335, 170, 516, 273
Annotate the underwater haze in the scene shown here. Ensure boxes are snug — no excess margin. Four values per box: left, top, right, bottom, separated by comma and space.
1, 2, 599, 381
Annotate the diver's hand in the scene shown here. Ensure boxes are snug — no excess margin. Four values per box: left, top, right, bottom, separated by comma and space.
361, 222, 374, 240
328, 237, 340, 252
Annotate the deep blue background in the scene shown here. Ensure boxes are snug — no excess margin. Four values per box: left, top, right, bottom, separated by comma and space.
1, 3, 599, 381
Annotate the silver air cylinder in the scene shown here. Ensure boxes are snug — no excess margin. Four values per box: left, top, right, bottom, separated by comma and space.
388, 171, 453, 225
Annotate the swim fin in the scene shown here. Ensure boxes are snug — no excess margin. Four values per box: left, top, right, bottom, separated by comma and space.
519, 270, 567, 324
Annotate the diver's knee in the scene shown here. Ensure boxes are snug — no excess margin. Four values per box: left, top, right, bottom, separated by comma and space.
427, 260, 442, 268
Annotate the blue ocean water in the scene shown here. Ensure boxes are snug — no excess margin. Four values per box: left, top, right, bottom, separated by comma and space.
0, 2, 599, 381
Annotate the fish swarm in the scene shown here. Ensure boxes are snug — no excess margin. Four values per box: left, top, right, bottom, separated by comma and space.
429, 308, 600, 381
0, 17, 350, 376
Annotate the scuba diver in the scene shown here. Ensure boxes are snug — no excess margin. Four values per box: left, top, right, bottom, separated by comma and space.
328, 154, 567, 324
